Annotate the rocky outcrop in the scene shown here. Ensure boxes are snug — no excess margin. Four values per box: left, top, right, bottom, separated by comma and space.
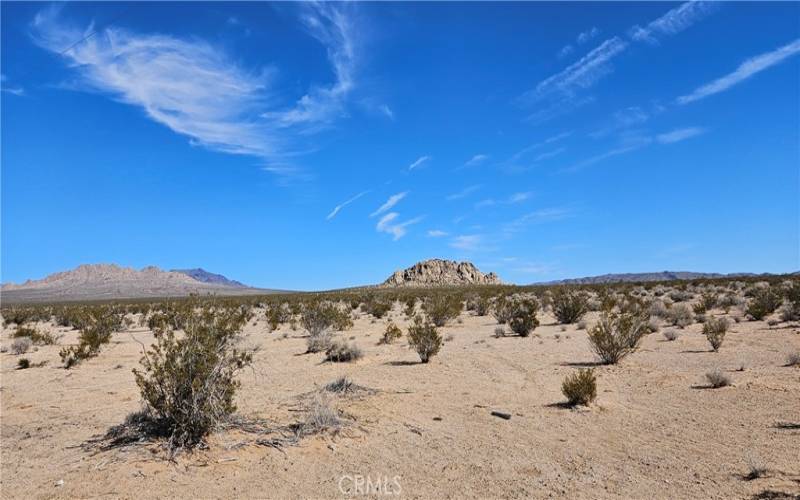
382, 259, 502, 287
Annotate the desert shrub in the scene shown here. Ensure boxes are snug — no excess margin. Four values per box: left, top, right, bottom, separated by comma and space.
717, 293, 741, 313
780, 281, 800, 321
325, 340, 363, 363
379, 322, 403, 345
403, 297, 416, 318
649, 300, 669, 319
703, 316, 728, 351
491, 296, 512, 324
552, 289, 589, 324
576, 319, 587, 330
596, 288, 616, 311
494, 326, 506, 337
13, 325, 59, 345
17, 358, 30, 370
324, 376, 356, 394
507, 297, 540, 337
301, 301, 352, 336
786, 351, 800, 367
363, 299, 392, 320
663, 329, 679, 341
466, 295, 491, 316
561, 369, 597, 406
266, 303, 291, 331
59, 307, 124, 368
587, 311, 648, 364
132, 301, 252, 449
10, 337, 32, 355
299, 393, 341, 435
646, 318, 660, 333
423, 294, 463, 327
705, 368, 731, 388
667, 303, 694, 328
668, 290, 693, 303
407, 315, 443, 363
746, 287, 782, 320
692, 301, 708, 315
306, 331, 332, 353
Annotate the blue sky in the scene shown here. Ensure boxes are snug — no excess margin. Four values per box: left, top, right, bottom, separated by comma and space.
1, 1, 798, 290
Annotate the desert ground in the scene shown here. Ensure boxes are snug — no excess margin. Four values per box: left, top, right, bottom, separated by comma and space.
2, 303, 799, 499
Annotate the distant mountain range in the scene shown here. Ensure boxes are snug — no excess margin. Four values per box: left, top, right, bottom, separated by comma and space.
536, 271, 779, 285
171, 268, 247, 288
1, 264, 271, 304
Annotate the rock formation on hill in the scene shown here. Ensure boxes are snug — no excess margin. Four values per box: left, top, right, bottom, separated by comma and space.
1, 264, 266, 303
382, 259, 502, 287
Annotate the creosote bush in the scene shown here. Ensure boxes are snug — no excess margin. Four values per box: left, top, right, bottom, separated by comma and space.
552, 289, 589, 324
13, 325, 59, 345
422, 294, 463, 327
561, 369, 597, 406
379, 322, 403, 345
507, 297, 540, 337
302, 301, 352, 353
587, 311, 647, 364
491, 296, 513, 325
407, 315, 443, 363
703, 316, 728, 352
133, 301, 252, 450
746, 287, 783, 321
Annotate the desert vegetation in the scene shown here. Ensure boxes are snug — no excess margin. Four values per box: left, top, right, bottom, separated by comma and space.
1, 275, 798, 498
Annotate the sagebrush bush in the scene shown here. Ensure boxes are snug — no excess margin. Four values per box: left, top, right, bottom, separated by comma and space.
10, 337, 32, 355
705, 368, 731, 388
407, 315, 442, 363
507, 297, 540, 337
667, 303, 694, 328
552, 289, 589, 324
746, 287, 782, 320
423, 294, 463, 327
587, 311, 647, 364
561, 369, 597, 406
663, 329, 679, 341
703, 316, 728, 351
325, 340, 363, 363
379, 322, 403, 345
133, 301, 252, 450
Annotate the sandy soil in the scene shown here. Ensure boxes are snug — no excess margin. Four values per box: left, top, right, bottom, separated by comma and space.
2, 306, 799, 499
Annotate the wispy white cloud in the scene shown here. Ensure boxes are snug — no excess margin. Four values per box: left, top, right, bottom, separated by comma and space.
561, 143, 647, 173
510, 132, 571, 163
378, 104, 394, 120
326, 190, 369, 220
504, 207, 574, 234
30, 3, 358, 177
589, 106, 651, 139
526, 37, 628, 103
629, 1, 718, 44
533, 147, 566, 162
577, 27, 600, 45
446, 184, 481, 201
462, 154, 489, 168
677, 38, 800, 105
427, 229, 448, 238
557, 27, 600, 59
449, 234, 484, 251
376, 212, 423, 240
407, 155, 431, 171
371, 191, 407, 217
656, 127, 706, 144
476, 191, 532, 209
0, 74, 25, 96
